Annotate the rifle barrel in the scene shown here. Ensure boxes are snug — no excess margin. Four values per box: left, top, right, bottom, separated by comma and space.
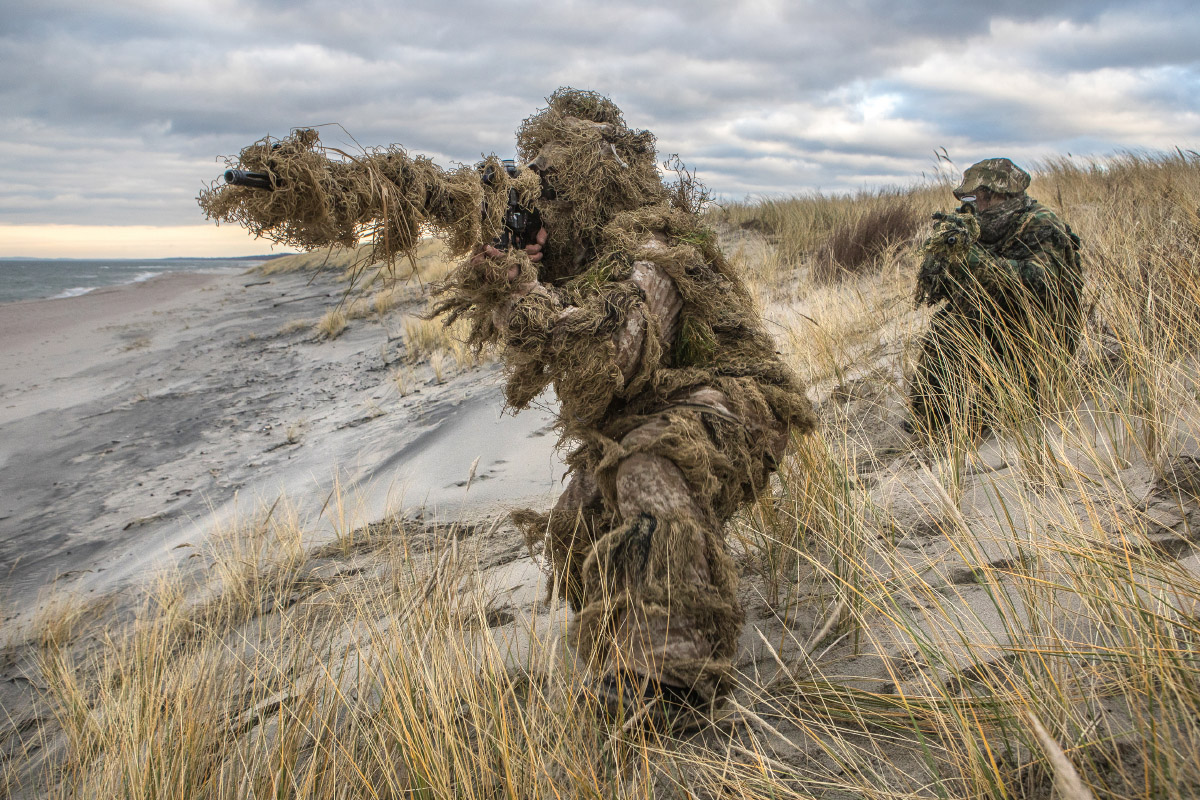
224, 169, 275, 190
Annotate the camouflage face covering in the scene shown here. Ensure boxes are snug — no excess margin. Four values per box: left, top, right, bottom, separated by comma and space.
977, 194, 1033, 243
954, 158, 1031, 198
515, 88, 667, 277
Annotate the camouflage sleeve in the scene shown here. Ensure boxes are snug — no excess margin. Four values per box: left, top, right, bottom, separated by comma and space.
615, 259, 682, 381
491, 281, 562, 354
492, 262, 678, 382
963, 244, 1023, 289
491, 249, 680, 420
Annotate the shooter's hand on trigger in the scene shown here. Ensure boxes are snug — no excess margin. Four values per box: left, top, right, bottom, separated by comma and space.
507, 227, 547, 279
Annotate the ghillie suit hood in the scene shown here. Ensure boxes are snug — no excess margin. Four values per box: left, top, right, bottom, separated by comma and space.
515, 88, 669, 284
434, 89, 813, 438
433, 89, 669, 349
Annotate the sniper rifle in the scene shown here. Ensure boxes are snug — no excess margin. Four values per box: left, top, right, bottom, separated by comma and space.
218, 156, 541, 251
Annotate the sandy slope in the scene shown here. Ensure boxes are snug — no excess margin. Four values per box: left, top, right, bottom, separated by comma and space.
0, 269, 563, 624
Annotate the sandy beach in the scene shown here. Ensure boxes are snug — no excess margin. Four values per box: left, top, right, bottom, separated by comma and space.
0, 268, 563, 622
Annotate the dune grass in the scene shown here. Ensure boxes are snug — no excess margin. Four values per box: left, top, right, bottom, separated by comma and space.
711, 182, 947, 274
255, 236, 488, 379
8, 151, 1200, 798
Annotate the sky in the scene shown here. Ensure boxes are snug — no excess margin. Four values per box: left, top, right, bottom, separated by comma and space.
1, 0, 1198, 258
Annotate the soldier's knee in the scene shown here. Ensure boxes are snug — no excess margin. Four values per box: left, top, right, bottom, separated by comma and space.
615, 452, 703, 521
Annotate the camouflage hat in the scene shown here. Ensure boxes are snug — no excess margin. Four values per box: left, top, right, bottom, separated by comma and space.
953, 158, 1031, 197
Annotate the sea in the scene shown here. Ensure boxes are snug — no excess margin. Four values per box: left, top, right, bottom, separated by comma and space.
0, 257, 275, 305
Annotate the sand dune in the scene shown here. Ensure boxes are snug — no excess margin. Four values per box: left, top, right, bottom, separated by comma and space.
0, 269, 562, 623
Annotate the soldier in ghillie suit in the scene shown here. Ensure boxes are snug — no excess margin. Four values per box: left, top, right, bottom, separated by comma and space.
439, 90, 817, 714
198, 88, 816, 717
910, 157, 1084, 438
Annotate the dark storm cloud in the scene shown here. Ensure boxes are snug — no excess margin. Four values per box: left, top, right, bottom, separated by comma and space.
0, 0, 1197, 232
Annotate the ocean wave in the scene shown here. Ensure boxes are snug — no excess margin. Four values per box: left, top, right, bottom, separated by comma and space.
46, 271, 163, 300
1, 258, 251, 305
50, 286, 98, 299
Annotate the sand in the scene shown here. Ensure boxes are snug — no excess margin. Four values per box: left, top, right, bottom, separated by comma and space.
0, 269, 563, 624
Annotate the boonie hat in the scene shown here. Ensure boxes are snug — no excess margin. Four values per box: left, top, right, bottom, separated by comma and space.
953, 158, 1031, 198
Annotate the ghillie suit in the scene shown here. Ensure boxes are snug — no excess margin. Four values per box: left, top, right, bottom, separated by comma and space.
198, 88, 815, 709
910, 158, 1084, 437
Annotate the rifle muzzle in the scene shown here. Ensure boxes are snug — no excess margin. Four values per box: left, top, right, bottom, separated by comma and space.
224, 169, 275, 190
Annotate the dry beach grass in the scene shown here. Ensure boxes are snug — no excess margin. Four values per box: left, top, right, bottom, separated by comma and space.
5, 152, 1200, 798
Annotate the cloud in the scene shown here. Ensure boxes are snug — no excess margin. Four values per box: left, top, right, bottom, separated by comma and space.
1, 0, 1197, 242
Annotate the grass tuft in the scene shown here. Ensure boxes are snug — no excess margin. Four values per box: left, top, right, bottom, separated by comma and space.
316, 307, 346, 339
812, 193, 925, 283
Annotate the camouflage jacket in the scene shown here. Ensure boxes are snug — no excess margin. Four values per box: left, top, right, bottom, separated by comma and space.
918, 197, 1083, 326
489, 206, 815, 436
977, 198, 1083, 308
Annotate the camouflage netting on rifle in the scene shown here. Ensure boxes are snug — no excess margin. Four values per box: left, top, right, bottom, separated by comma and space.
196, 129, 526, 262
914, 206, 981, 306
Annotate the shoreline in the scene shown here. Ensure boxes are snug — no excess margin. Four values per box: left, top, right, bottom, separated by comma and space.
0, 258, 259, 307
0, 270, 239, 426
0, 268, 234, 346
